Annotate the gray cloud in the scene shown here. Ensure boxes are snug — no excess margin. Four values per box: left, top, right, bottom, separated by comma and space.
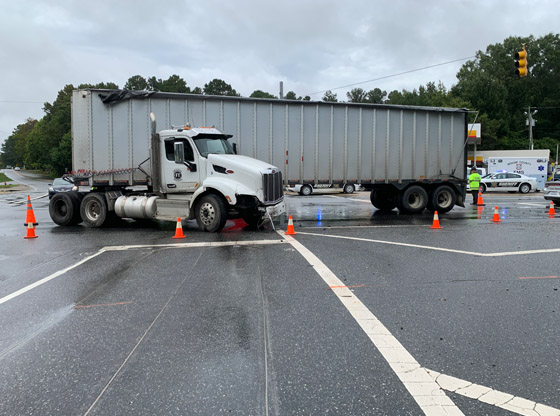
1, 0, 559, 144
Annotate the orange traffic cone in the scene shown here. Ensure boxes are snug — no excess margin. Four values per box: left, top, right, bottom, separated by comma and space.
476, 188, 485, 206
172, 218, 186, 239
24, 222, 38, 239
548, 201, 556, 217
285, 215, 296, 235
491, 206, 502, 223
430, 211, 442, 229
24, 195, 38, 226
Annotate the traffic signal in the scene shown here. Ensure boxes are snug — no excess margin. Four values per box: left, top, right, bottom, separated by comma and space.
515, 45, 528, 77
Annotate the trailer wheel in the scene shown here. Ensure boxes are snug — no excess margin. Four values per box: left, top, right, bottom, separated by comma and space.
80, 193, 108, 227
519, 183, 531, 194
370, 190, 397, 211
195, 194, 228, 232
430, 185, 456, 213
343, 183, 355, 194
49, 192, 82, 226
397, 185, 428, 214
299, 185, 312, 196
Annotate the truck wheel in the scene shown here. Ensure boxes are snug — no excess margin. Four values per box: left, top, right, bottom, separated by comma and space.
519, 183, 531, 194
370, 190, 397, 211
397, 185, 428, 214
195, 194, 228, 232
80, 193, 108, 227
299, 185, 312, 196
343, 183, 355, 194
49, 192, 82, 226
430, 185, 456, 213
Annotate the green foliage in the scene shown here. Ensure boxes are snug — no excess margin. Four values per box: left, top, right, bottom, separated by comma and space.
1, 118, 36, 167
347, 87, 388, 103
322, 90, 338, 102
124, 75, 149, 90
250, 90, 277, 99
203, 79, 239, 96
284, 91, 298, 100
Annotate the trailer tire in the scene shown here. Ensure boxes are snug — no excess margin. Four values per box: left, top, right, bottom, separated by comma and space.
430, 185, 456, 213
49, 192, 82, 226
519, 183, 531, 194
80, 193, 108, 227
370, 190, 397, 211
299, 185, 312, 196
195, 194, 228, 232
343, 183, 355, 194
397, 185, 428, 214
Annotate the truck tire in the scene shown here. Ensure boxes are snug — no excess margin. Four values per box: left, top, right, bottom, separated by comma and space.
299, 185, 312, 196
80, 193, 108, 227
370, 190, 397, 211
397, 185, 428, 214
49, 192, 82, 226
519, 183, 531, 194
430, 185, 456, 213
195, 194, 228, 232
343, 183, 355, 194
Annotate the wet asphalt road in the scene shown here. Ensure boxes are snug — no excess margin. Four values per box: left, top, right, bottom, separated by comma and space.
0, 170, 559, 415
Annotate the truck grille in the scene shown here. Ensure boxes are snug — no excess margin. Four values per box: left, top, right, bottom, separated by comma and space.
263, 171, 284, 204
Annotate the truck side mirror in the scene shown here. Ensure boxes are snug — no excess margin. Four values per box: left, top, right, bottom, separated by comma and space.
174, 142, 185, 164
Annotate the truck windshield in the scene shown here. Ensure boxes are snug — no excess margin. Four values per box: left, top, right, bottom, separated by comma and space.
192, 135, 235, 157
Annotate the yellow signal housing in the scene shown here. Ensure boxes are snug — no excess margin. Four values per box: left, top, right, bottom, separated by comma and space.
515, 47, 528, 77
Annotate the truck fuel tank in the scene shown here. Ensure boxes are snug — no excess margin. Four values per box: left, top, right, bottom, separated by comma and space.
114, 195, 158, 219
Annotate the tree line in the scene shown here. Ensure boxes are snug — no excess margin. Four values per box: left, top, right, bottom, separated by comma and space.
2, 34, 560, 175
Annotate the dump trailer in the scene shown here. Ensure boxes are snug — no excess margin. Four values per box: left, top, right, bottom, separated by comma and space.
274, 101, 469, 213
48, 89, 285, 232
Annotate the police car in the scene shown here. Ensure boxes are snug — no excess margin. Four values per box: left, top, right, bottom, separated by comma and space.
479, 172, 538, 193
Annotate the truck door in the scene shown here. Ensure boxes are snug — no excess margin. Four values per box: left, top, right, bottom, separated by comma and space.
162, 138, 200, 193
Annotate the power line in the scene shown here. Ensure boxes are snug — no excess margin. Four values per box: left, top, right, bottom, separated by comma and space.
308, 56, 476, 96
0, 100, 43, 104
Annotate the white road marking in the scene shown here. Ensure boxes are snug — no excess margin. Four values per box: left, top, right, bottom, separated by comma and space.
0, 240, 284, 306
426, 369, 560, 416
277, 230, 464, 415
519, 202, 550, 207
278, 230, 560, 415
0, 250, 106, 306
296, 231, 560, 257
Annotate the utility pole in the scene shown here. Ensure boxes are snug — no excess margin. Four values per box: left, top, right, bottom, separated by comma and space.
525, 106, 537, 150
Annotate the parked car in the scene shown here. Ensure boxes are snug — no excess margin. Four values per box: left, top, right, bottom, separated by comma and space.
14, 167, 20, 171
480, 172, 537, 194
544, 180, 560, 206
287, 183, 363, 196
48, 178, 74, 199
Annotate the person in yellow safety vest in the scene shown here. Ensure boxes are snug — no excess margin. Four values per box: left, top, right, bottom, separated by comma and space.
468, 167, 482, 205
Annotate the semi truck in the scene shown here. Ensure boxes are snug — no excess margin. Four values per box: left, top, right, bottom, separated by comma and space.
51, 90, 469, 229
48, 89, 285, 232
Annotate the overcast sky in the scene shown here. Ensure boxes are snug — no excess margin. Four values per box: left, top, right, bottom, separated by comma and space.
1, 0, 559, 146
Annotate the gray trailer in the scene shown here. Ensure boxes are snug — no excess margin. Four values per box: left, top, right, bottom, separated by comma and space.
59, 90, 468, 223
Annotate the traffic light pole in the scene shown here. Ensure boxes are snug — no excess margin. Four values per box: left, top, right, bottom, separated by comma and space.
526, 106, 537, 150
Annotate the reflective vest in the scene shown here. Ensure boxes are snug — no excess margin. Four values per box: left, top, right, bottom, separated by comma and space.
468, 172, 481, 190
